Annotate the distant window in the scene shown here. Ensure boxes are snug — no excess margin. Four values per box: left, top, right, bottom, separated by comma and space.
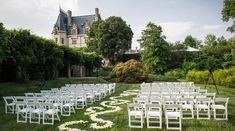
61, 38, 64, 44
55, 38, 58, 43
72, 40, 76, 44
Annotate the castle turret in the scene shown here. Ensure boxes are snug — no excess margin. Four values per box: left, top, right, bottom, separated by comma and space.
95, 8, 101, 21
67, 10, 72, 26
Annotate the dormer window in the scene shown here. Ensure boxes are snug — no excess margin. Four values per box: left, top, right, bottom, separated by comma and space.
72, 29, 76, 35
71, 24, 77, 35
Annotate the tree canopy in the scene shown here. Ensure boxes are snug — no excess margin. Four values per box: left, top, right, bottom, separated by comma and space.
0, 23, 102, 81
183, 35, 201, 49
203, 34, 218, 47
222, 0, 235, 32
87, 16, 133, 65
139, 22, 170, 74
0, 23, 7, 64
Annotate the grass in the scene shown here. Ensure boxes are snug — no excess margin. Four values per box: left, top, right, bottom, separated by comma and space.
0, 79, 235, 131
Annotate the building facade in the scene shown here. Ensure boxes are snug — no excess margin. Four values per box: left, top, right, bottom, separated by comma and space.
52, 8, 101, 48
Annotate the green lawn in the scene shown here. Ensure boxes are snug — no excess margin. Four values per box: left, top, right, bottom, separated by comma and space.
0, 79, 235, 131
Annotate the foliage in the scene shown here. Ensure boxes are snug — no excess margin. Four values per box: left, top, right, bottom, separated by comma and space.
165, 68, 185, 79
0, 23, 8, 64
111, 59, 148, 83
183, 35, 201, 48
97, 67, 113, 77
149, 74, 178, 82
87, 17, 133, 65
203, 34, 218, 47
186, 67, 235, 88
221, 0, 235, 32
0, 23, 102, 81
140, 22, 170, 74
186, 70, 209, 84
182, 61, 198, 72
117, 53, 141, 63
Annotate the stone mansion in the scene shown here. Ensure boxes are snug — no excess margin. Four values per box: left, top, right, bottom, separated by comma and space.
52, 8, 101, 48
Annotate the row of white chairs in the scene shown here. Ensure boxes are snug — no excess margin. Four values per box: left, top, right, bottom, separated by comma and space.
128, 103, 182, 130
128, 82, 229, 130
3, 83, 116, 125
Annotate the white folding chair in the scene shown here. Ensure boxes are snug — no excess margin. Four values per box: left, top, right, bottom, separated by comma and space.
16, 101, 28, 123
28, 102, 42, 124
25, 93, 34, 97
61, 96, 75, 116
14, 96, 26, 113
109, 83, 116, 94
197, 89, 207, 95
179, 98, 194, 119
163, 98, 178, 110
41, 102, 60, 125
212, 98, 229, 120
86, 91, 95, 105
165, 104, 182, 131
3, 96, 15, 113
128, 103, 144, 128
93, 90, 101, 101
133, 97, 148, 116
47, 96, 62, 113
195, 98, 211, 119
75, 93, 86, 109
204, 93, 216, 101
146, 104, 162, 129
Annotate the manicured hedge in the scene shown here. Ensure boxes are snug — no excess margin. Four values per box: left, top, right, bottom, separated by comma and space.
186, 67, 235, 88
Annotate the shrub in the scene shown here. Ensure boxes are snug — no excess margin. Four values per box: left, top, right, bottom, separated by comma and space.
186, 70, 208, 83
111, 59, 148, 83
186, 67, 235, 88
182, 61, 198, 72
149, 74, 178, 82
165, 68, 186, 79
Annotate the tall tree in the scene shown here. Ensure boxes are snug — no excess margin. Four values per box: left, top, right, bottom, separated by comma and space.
222, 0, 235, 32
0, 23, 7, 64
204, 34, 217, 47
87, 20, 103, 53
139, 22, 170, 74
217, 36, 227, 45
87, 16, 133, 65
183, 35, 201, 48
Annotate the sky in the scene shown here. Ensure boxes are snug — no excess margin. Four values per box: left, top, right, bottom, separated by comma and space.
0, 0, 234, 49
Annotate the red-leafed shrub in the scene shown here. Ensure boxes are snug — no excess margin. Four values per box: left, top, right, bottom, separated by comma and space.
111, 59, 148, 83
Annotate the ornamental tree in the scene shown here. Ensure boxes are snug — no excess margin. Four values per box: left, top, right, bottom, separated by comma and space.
139, 22, 170, 74
87, 16, 133, 65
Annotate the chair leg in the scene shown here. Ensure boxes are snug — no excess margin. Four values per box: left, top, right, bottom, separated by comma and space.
128, 115, 131, 127
214, 108, 216, 119
225, 109, 228, 120
208, 108, 210, 119
160, 116, 162, 128
5, 105, 7, 113
141, 115, 143, 128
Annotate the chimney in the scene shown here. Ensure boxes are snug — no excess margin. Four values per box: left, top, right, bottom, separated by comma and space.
67, 10, 72, 26
95, 8, 100, 21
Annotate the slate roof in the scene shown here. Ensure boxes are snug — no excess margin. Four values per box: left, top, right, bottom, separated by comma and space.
54, 9, 96, 34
